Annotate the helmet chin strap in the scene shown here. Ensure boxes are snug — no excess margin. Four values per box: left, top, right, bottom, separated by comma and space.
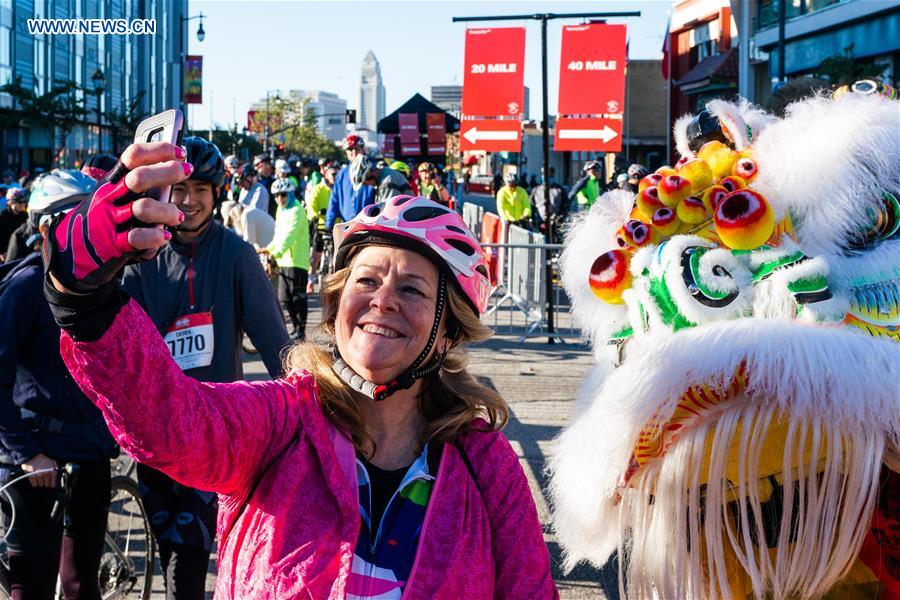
332, 273, 448, 402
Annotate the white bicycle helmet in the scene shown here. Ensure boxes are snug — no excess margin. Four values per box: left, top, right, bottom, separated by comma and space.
28, 169, 96, 216
271, 177, 296, 196
275, 158, 292, 176
224, 154, 240, 170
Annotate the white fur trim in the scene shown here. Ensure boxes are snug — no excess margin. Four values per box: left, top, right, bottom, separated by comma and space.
753, 94, 900, 259
673, 113, 695, 161
708, 98, 777, 150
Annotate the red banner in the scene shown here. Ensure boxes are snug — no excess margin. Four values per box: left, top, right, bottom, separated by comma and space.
382, 134, 397, 158
459, 119, 521, 152
246, 110, 261, 133
462, 28, 526, 117
558, 24, 627, 116
426, 113, 446, 156
554, 117, 623, 152
398, 113, 420, 155
183, 55, 203, 104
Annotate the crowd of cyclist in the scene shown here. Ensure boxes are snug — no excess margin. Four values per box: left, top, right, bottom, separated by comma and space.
0, 131, 487, 599
489, 158, 649, 243
0, 123, 648, 598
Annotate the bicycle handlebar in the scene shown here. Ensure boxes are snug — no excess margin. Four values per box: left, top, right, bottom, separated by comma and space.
0, 462, 80, 527
0, 461, 78, 478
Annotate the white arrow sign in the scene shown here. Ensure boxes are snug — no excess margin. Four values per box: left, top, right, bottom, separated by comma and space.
462, 127, 519, 144
558, 125, 618, 143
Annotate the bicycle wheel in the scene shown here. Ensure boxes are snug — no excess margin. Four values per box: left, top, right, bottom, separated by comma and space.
320, 240, 334, 278
100, 476, 154, 600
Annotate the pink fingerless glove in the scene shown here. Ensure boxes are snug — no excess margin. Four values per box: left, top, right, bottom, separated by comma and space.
44, 164, 150, 293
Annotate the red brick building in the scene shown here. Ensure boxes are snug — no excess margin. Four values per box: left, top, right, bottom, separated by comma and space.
665, 0, 738, 162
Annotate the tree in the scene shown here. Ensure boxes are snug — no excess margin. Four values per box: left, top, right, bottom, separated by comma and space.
205, 125, 263, 160
765, 77, 830, 117
281, 105, 342, 161
814, 45, 886, 87
105, 91, 148, 155
247, 96, 341, 160
0, 76, 88, 167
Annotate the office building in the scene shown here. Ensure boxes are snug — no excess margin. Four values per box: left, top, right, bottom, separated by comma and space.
736, 0, 899, 105
0, 0, 188, 171
358, 50, 386, 131
430, 85, 461, 117
287, 90, 347, 142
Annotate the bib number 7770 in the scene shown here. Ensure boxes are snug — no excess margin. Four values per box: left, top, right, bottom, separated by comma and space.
164, 312, 214, 371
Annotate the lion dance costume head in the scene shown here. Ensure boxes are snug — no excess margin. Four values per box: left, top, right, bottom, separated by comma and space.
550, 84, 900, 599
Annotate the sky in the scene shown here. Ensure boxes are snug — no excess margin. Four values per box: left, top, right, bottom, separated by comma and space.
185, 0, 671, 131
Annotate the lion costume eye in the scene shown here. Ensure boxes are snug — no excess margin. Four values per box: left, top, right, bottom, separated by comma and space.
641, 237, 754, 330
844, 191, 900, 253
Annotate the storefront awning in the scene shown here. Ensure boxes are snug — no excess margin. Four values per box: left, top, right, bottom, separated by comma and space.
675, 48, 738, 94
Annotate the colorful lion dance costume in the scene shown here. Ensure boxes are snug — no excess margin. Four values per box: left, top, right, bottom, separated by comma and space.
550, 87, 900, 599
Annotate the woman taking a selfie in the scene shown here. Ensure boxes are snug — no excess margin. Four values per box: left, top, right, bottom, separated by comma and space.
43, 142, 557, 599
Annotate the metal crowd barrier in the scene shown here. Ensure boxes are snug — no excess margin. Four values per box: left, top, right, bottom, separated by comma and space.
462, 201, 582, 343
462, 202, 484, 239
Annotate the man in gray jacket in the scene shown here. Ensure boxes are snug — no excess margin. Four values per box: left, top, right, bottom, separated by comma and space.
121, 137, 288, 598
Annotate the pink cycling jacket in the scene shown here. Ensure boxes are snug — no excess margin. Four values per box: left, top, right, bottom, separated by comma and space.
61, 300, 559, 599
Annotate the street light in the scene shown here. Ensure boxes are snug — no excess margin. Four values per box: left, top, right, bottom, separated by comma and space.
264, 90, 281, 158
182, 12, 206, 42
91, 67, 106, 153
180, 12, 206, 112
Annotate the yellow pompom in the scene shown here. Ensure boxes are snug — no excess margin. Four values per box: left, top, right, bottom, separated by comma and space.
698, 141, 739, 180
677, 159, 713, 194
676, 196, 709, 224
714, 189, 775, 250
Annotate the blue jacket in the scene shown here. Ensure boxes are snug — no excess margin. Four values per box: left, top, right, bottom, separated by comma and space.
325, 166, 375, 229
0, 252, 116, 464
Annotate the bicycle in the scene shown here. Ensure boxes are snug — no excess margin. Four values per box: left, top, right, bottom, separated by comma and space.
0, 462, 154, 600
319, 233, 334, 280
110, 454, 136, 479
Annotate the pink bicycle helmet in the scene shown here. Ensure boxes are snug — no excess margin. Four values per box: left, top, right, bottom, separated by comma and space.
334, 195, 491, 316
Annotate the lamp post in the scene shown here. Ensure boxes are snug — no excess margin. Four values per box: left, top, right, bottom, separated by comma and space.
264, 90, 281, 158
90, 68, 106, 153
237, 126, 248, 161
180, 12, 206, 113
181, 12, 206, 45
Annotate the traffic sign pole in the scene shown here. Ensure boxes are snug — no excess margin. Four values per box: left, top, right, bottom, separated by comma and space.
453, 10, 641, 344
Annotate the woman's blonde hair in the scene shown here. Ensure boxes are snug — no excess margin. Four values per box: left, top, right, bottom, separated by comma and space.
283, 265, 508, 457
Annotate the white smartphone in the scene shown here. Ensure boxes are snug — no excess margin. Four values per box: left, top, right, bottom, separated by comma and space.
133, 109, 185, 204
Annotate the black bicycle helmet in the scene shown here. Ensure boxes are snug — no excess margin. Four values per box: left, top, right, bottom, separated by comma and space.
80, 153, 117, 180
183, 136, 226, 188
237, 163, 256, 180
686, 109, 731, 154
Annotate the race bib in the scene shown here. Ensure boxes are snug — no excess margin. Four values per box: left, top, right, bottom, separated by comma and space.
164, 312, 214, 371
